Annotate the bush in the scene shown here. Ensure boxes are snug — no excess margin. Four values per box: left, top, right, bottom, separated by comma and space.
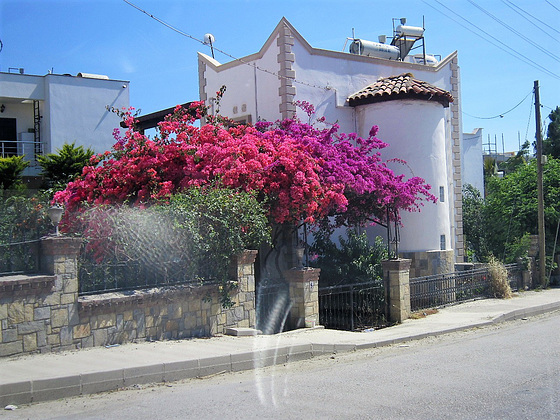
79, 188, 271, 306
0, 191, 51, 242
310, 227, 387, 287
37, 142, 94, 190
0, 156, 29, 190
0, 192, 51, 274
487, 256, 513, 299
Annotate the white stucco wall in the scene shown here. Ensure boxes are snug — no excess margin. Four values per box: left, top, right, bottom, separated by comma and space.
44, 75, 129, 153
0, 73, 45, 100
198, 21, 456, 134
356, 100, 452, 252
199, 42, 281, 123
462, 128, 484, 194
0, 72, 130, 168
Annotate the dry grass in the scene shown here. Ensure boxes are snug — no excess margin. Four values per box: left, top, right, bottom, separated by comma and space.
488, 256, 513, 299
409, 308, 439, 319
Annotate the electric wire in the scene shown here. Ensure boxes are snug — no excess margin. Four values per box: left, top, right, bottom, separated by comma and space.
462, 90, 532, 119
424, 0, 560, 80
122, 0, 329, 92
501, 0, 560, 41
467, 0, 560, 62
507, 0, 560, 36
524, 90, 535, 144
546, 0, 560, 13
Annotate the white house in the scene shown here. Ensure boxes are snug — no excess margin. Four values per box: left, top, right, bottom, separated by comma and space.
0, 71, 129, 178
198, 18, 466, 274
462, 128, 484, 194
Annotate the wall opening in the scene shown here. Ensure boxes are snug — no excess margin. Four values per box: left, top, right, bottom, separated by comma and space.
0, 118, 17, 157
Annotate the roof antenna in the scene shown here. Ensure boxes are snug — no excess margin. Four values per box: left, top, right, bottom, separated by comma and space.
204, 33, 215, 59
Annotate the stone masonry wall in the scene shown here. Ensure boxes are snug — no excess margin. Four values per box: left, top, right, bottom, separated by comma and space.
401, 249, 455, 278
0, 237, 258, 357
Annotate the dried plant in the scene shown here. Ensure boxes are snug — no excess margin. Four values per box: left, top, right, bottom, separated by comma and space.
488, 256, 513, 299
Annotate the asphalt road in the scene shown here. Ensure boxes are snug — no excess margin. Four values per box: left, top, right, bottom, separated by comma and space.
5, 312, 560, 419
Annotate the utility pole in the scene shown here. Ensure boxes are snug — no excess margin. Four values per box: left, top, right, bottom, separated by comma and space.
534, 80, 546, 287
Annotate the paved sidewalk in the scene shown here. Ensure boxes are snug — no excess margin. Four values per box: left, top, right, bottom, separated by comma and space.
2, 288, 560, 407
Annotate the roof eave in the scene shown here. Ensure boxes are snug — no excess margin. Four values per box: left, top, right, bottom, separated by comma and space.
348, 93, 452, 108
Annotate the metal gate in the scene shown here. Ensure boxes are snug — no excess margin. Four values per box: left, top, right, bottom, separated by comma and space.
255, 279, 291, 334
318, 281, 387, 331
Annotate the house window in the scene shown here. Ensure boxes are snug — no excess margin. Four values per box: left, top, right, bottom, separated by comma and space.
440, 234, 446, 250
439, 186, 445, 203
231, 115, 252, 125
0, 118, 17, 157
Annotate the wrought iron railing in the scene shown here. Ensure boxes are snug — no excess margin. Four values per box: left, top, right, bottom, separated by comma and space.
78, 248, 223, 295
0, 239, 41, 276
504, 263, 522, 292
319, 281, 387, 331
410, 263, 523, 311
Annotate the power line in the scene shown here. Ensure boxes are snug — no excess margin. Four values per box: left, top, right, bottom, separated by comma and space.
524, 90, 534, 145
122, 0, 329, 92
463, 90, 533, 119
424, 0, 560, 80
546, 0, 560, 13
501, 0, 560, 40
466, 0, 560, 62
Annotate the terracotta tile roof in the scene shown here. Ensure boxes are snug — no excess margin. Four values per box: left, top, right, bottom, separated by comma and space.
347, 73, 454, 108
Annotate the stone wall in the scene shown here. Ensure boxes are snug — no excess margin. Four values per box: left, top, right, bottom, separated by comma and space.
401, 249, 455, 278
0, 236, 258, 357
382, 259, 411, 323
284, 268, 320, 329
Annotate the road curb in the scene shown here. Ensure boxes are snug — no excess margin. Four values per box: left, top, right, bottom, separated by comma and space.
491, 300, 560, 323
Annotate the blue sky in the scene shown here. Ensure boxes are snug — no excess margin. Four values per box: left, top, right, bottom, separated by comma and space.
2, 0, 559, 153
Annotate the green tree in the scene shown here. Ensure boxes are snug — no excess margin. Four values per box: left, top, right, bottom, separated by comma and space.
37, 142, 94, 189
543, 106, 560, 158
482, 157, 560, 262
483, 157, 497, 191
462, 184, 488, 262
498, 141, 530, 175
0, 155, 29, 190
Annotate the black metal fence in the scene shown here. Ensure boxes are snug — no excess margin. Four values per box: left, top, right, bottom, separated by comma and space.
319, 281, 387, 331
79, 258, 192, 295
0, 239, 41, 276
410, 263, 523, 311
255, 279, 291, 334
78, 246, 222, 295
504, 263, 523, 291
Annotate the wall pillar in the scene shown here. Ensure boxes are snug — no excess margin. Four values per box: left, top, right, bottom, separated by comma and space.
40, 236, 83, 350
227, 249, 258, 329
284, 268, 320, 329
382, 259, 411, 323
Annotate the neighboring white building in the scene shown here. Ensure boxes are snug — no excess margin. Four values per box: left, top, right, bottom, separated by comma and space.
462, 128, 484, 194
0, 71, 129, 177
198, 18, 466, 272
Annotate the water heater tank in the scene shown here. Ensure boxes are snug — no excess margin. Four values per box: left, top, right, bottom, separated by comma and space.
395, 25, 425, 38
349, 39, 400, 60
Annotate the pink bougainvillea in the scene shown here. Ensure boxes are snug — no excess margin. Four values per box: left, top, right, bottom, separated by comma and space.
54, 101, 436, 233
